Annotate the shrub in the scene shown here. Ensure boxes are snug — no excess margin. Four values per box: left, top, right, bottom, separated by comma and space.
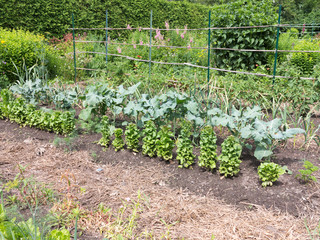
0, 28, 61, 82
211, 0, 277, 70
291, 39, 320, 75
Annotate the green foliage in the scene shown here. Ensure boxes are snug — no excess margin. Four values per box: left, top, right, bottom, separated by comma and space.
291, 39, 320, 75
258, 162, 285, 187
0, 0, 209, 39
156, 126, 175, 161
0, 28, 61, 82
112, 128, 124, 152
98, 116, 111, 147
125, 123, 140, 152
142, 120, 157, 157
47, 228, 71, 240
218, 136, 242, 177
176, 121, 195, 168
0, 89, 75, 135
198, 125, 217, 171
296, 160, 319, 183
211, 0, 277, 70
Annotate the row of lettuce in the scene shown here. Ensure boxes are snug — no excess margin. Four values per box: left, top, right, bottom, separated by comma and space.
0, 89, 75, 135
0, 82, 306, 186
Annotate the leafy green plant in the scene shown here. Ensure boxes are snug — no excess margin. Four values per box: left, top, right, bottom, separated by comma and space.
198, 125, 218, 171
112, 128, 124, 152
98, 116, 111, 147
296, 160, 319, 183
156, 126, 175, 161
176, 120, 195, 168
142, 120, 158, 157
125, 123, 140, 152
218, 136, 242, 177
258, 162, 285, 187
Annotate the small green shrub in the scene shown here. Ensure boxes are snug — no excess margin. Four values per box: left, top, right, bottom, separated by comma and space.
142, 120, 157, 157
198, 126, 217, 171
156, 126, 175, 161
176, 121, 195, 168
291, 39, 320, 75
258, 162, 285, 187
98, 116, 111, 147
218, 136, 242, 177
112, 128, 124, 151
0, 28, 61, 82
125, 123, 140, 152
296, 160, 319, 183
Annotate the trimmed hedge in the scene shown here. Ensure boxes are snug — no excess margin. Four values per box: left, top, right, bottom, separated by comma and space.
0, 0, 210, 38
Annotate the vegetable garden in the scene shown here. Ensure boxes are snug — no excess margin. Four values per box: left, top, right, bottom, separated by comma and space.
1, 0, 320, 239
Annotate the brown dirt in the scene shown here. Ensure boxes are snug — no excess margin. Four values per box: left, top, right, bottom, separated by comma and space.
1, 119, 320, 239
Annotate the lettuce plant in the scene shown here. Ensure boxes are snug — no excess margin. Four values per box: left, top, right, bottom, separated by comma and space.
176, 120, 195, 168
142, 120, 157, 157
125, 123, 140, 152
112, 128, 124, 151
219, 135, 242, 177
258, 162, 285, 187
156, 126, 174, 161
198, 126, 217, 171
98, 116, 111, 147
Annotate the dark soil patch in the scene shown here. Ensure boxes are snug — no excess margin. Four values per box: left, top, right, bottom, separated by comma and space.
1, 119, 319, 218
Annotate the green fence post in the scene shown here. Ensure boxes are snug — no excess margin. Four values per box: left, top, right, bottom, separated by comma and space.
72, 13, 77, 83
106, 10, 108, 69
311, 22, 314, 42
207, 10, 212, 95
272, 5, 282, 85
149, 10, 153, 86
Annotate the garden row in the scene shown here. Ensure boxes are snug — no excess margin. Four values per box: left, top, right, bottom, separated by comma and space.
0, 89, 75, 135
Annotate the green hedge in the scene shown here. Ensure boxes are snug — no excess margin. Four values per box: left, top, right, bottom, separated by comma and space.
0, 0, 210, 38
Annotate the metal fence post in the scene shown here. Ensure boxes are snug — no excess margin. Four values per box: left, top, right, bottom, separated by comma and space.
207, 10, 212, 95
272, 5, 282, 85
149, 10, 153, 86
72, 13, 77, 82
106, 10, 108, 69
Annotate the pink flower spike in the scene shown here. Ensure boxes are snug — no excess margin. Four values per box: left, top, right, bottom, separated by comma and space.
187, 44, 191, 50
140, 40, 143, 45
168, 38, 170, 42
180, 33, 184, 39
302, 24, 305, 34
127, 24, 132, 30
176, 28, 179, 35
117, 47, 121, 53
133, 44, 136, 49
139, 27, 142, 32
165, 21, 169, 30
190, 37, 193, 43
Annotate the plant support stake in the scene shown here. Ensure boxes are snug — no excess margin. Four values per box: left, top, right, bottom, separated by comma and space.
272, 5, 282, 85
207, 10, 211, 94
72, 13, 77, 83
105, 10, 108, 69
149, 10, 153, 86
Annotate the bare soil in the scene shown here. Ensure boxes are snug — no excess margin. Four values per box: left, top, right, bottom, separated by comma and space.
1, 119, 320, 239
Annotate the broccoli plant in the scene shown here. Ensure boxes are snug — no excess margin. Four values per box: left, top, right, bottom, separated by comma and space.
198, 126, 218, 171
258, 162, 285, 187
219, 135, 242, 177
142, 120, 157, 157
98, 116, 111, 147
112, 128, 124, 151
125, 123, 140, 152
156, 126, 175, 161
176, 120, 195, 168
